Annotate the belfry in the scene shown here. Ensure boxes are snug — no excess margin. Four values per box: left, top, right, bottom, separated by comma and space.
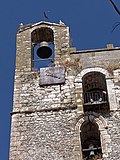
10, 21, 120, 160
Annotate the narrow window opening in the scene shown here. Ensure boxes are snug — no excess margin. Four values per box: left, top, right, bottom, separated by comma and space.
81, 121, 102, 160
31, 27, 54, 70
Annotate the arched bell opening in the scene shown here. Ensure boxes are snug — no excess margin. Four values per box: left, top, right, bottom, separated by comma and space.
31, 27, 54, 70
80, 121, 102, 160
82, 71, 109, 113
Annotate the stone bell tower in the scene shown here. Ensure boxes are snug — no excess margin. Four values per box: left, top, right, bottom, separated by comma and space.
10, 21, 120, 160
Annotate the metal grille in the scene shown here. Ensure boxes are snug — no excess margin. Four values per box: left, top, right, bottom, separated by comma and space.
83, 90, 107, 105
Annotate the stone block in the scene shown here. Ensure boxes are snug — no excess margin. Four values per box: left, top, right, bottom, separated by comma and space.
40, 66, 65, 86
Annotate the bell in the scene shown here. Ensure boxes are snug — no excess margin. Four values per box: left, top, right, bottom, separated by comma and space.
37, 41, 52, 59
89, 151, 95, 158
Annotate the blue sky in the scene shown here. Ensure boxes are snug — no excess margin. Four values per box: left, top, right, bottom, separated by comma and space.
0, 0, 120, 159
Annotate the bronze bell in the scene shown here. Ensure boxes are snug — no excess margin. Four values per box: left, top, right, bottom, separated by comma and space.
89, 150, 95, 158
37, 41, 52, 59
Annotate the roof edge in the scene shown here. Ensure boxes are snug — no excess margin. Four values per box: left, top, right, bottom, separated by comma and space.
70, 47, 120, 55
18, 21, 67, 33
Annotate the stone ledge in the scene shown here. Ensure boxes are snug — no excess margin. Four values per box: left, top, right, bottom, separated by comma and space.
10, 103, 77, 115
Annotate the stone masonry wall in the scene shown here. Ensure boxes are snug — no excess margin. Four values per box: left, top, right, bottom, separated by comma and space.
105, 111, 120, 160
10, 110, 77, 160
10, 22, 120, 160
10, 68, 120, 160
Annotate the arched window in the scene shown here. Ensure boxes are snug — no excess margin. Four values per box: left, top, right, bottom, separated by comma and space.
31, 27, 54, 70
81, 121, 102, 159
82, 71, 109, 113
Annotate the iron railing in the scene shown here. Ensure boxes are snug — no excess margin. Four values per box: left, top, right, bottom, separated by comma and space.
83, 90, 108, 105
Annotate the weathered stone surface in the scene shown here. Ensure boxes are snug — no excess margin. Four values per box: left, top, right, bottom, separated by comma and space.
40, 66, 65, 86
9, 21, 120, 160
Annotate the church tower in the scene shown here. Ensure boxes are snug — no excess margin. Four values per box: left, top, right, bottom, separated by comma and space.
10, 21, 120, 160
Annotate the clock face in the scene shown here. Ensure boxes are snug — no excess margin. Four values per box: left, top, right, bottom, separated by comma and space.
40, 66, 65, 86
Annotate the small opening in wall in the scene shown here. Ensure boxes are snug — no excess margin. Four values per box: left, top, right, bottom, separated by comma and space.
119, 100, 120, 106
